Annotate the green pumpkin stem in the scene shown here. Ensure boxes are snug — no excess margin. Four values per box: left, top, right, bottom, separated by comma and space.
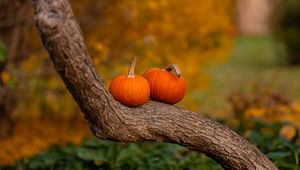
164, 64, 181, 77
128, 56, 137, 78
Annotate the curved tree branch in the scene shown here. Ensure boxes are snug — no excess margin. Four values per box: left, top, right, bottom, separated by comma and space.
32, 0, 277, 169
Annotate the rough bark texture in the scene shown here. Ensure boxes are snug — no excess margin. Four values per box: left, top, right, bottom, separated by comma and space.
32, 0, 278, 169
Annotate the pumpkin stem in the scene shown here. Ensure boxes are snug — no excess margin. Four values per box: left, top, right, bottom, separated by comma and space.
164, 64, 181, 77
128, 56, 137, 78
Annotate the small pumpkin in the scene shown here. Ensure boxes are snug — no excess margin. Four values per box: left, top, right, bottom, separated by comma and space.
143, 64, 186, 104
109, 57, 150, 107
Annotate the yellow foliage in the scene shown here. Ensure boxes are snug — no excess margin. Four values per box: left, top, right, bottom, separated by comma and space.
0, 116, 90, 165
245, 102, 300, 130
245, 107, 266, 118
1, 71, 11, 84
20, 54, 40, 74
280, 124, 298, 141
229, 85, 300, 140
291, 102, 300, 113
14, 0, 234, 116
74, 0, 235, 109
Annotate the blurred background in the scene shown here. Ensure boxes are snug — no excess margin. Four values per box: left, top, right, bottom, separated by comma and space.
0, 0, 300, 169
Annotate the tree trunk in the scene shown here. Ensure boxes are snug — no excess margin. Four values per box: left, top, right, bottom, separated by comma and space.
32, 0, 278, 169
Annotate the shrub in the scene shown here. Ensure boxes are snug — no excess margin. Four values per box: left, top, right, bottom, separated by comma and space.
16, 0, 235, 116
272, 0, 300, 65
228, 83, 300, 131
2, 120, 299, 170
1, 139, 222, 170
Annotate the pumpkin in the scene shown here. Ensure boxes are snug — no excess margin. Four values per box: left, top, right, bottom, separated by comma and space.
109, 57, 150, 107
143, 64, 186, 104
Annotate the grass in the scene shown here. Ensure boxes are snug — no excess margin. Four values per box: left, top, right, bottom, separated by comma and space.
197, 36, 300, 116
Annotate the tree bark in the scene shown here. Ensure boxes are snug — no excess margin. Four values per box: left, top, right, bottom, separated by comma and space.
32, 0, 277, 169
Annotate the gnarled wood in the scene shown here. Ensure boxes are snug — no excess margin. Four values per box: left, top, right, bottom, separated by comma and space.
32, 0, 277, 169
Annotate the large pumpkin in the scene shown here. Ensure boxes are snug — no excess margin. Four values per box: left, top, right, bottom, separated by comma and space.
109, 57, 150, 107
143, 64, 186, 104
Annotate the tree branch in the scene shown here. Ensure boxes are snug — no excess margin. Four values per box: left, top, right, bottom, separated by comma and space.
32, 0, 277, 169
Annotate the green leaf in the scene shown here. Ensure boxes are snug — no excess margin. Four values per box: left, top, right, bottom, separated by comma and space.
76, 146, 108, 162
65, 161, 83, 170
116, 144, 139, 163
266, 151, 290, 159
61, 145, 77, 155
95, 148, 108, 162
28, 159, 44, 169
42, 155, 56, 166
77, 148, 98, 161
82, 138, 103, 148
274, 159, 298, 169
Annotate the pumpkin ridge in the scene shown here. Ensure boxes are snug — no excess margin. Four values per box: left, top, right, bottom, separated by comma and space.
152, 70, 159, 98
117, 76, 125, 102
165, 74, 172, 102
121, 78, 128, 105
129, 78, 133, 105
159, 71, 168, 101
172, 78, 179, 104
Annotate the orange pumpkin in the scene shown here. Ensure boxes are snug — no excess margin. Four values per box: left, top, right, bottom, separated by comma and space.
109, 57, 150, 107
143, 64, 186, 104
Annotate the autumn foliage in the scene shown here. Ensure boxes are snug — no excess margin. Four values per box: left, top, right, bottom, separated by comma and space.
11, 0, 235, 117
0, 0, 235, 165
228, 84, 300, 142
0, 116, 90, 164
